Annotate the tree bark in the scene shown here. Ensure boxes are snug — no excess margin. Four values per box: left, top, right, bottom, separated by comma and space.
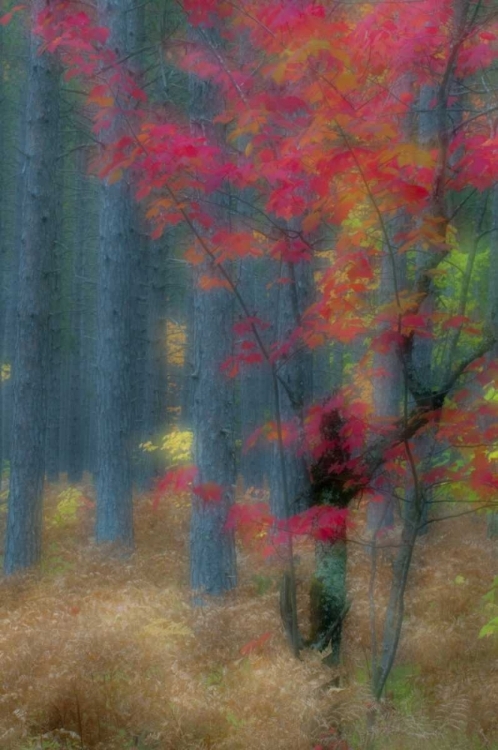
188, 26, 237, 597
270, 259, 314, 518
95, 0, 136, 547
190, 269, 237, 595
239, 258, 273, 488
4, 0, 59, 573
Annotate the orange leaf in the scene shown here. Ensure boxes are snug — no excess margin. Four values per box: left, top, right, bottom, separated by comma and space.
198, 275, 231, 291
240, 631, 272, 656
0, 5, 24, 25
90, 95, 114, 107
185, 244, 205, 265
107, 168, 123, 185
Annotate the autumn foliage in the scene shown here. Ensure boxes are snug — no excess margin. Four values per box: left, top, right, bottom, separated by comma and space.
21, 0, 497, 533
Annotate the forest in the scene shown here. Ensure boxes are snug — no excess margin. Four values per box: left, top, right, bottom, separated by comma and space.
0, 0, 497, 748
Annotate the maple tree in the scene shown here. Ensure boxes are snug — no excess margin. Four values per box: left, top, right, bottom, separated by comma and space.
4, 0, 498, 701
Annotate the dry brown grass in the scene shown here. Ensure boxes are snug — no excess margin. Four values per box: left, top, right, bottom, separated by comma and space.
0, 482, 496, 750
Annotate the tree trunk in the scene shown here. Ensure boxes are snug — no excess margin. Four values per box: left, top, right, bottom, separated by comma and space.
65, 147, 89, 484
368, 249, 404, 531
190, 268, 237, 596
95, 0, 136, 547
239, 258, 273, 488
310, 537, 348, 666
45, 136, 63, 483
270, 259, 314, 518
138, 237, 169, 488
188, 26, 237, 597
4, 0, 59, 573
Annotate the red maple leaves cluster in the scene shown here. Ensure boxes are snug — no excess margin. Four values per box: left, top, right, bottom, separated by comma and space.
7, 0, 495, 541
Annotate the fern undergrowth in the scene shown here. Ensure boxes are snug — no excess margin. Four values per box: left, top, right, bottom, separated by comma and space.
0, 479, 496, 749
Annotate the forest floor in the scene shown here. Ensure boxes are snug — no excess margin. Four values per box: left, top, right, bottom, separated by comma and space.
0, 480, 497, 750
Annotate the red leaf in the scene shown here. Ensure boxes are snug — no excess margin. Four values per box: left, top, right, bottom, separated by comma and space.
153, 465, 198, 509
402, 314, 427, 329
398, 183, 430, 202
193, 482, 224, 503
240, 631, 272, 656
225, 502, 274, 532
0, 4, 24, 25
198, 274, 232, 291
220, 356, 240, 378
287, 506, 348, 542
244, 425, 264, 453
442, 314, 470, 330
233, 316, 271, 335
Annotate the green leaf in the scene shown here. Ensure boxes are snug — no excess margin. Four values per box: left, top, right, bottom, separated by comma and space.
479, 617, 498, 638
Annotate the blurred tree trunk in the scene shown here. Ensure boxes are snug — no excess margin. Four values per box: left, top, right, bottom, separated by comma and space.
189, 26, 237, 598
95, 0, 138, 547
65, 147, 90, 484
239, 258, 273, 489
45, 116, 63, 483
0, 23, 28, 491
140, 237, 169, 485
269, 259, 314, 518
367, 248, 404, 532
4, 0, 59, 573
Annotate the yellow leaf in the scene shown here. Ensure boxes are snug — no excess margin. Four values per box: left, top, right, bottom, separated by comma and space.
107, 168, 123, 185
302, 211, 321, 233
90, 95, 114, 107
141, 619, 193, 643
334, 70, 357, 91
271, 61, 288, 85
167, 321, 187, 368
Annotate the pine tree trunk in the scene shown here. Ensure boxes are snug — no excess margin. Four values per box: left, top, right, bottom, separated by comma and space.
95, 0, 136, 547
270, 259, 313, 518
239, 258, 273, 488
188, 26, 237, 597
4, 0, 59, 573
65, 148, 89, 484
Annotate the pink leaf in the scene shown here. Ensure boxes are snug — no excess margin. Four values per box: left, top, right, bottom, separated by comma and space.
153, 465, 198, 509
193, 482, 224, 503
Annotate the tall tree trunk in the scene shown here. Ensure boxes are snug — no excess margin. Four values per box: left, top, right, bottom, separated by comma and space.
270, 259, 314, 518
188, 26, 237, 598
190, 269, 237, 595
0, 29, 28, 492
239, 258, 273, 488
268, 255, 314, 656
0, 24, 5, 488
45, 131, 63, 483
4, 0, 59, 573
129, 226, 148, 488
65, 147, 89, 484
139, 237, 169, 487
368, 249, 404, 531
181, 273, 195, 428
95, 0, 136, 547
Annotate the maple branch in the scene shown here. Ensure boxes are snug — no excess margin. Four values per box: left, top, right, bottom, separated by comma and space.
363, 333, 496, 484
195, 26, 249, 106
